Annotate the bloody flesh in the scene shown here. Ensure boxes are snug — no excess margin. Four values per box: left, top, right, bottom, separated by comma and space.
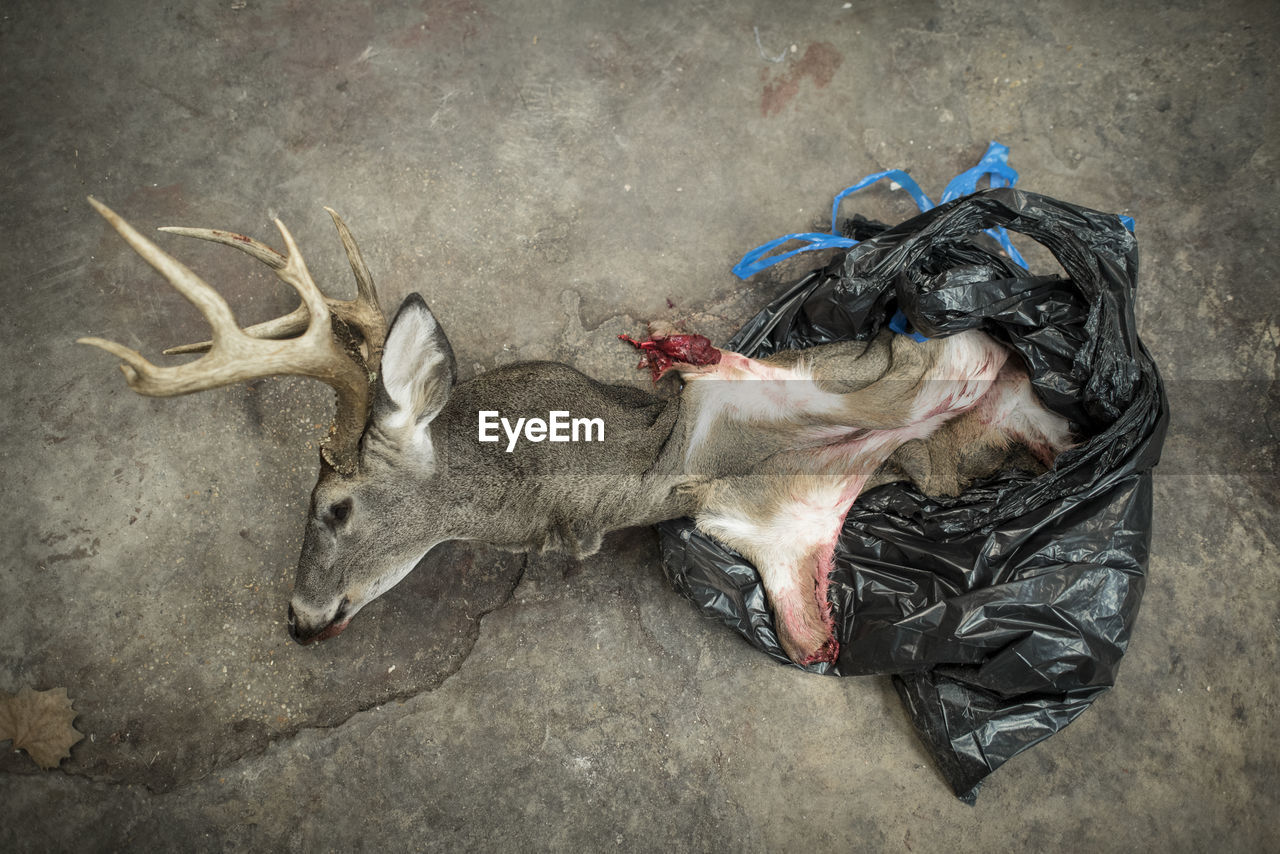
618, 333, 722, 381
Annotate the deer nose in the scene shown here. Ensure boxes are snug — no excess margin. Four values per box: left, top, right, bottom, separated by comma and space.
287, 603, 323, 645
287, 599, 351, 645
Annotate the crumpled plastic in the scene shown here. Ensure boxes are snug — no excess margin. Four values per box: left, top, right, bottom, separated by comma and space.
656, 185, 1168, 800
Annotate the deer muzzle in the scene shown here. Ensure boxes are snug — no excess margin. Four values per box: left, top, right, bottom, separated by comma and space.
287, 602, 352, 646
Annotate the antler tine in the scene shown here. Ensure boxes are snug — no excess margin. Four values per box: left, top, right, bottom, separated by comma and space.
86, 197, 242, 349
157, 226, 287, 269
324, 208, 376, 302
74, 335, 156, 386
270, 217, 333, 339
162, 305, 311, 356
78, 198, 374, 475
325, 207, 387, 373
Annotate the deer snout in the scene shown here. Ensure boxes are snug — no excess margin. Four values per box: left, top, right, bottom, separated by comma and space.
287, 598, 353, 645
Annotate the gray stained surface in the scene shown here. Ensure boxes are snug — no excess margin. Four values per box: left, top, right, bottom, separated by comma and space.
2, 1, 1276, 851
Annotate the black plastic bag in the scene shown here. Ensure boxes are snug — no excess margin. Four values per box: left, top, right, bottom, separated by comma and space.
656, 187, 1169, 800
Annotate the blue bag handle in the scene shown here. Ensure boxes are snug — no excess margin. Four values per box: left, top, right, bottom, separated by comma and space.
730, 231, 858, 280
830, 168, 935, 225
734, 141, 1037, 282
730, 169, 934, 280
938, 140, 1019, 202
938, 141, 1027, 268
730, 142, 1138, 340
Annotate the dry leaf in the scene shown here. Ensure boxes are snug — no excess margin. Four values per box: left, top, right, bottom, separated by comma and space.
0, 686, 85, 769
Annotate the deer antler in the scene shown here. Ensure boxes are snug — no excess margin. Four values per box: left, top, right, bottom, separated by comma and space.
78, 197, 388, 475
157, 207, 386, 373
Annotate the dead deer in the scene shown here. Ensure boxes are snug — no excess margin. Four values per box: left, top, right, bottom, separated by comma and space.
80, 199, 1072, 665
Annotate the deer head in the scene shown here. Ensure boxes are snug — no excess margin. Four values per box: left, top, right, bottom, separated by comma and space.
79, 199, 464, 644
288, 292, 460, 644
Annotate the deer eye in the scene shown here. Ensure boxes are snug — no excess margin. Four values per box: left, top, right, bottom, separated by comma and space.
328, 499, 353, 525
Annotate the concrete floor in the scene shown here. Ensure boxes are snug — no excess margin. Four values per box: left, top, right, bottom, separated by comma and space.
2, 0, 1276, 850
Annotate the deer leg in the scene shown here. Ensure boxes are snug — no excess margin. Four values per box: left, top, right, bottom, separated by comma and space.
758, 542, 842, 665
970, 362, 1074, 467
626, 327, 1011, 437
696, 473, 867, 665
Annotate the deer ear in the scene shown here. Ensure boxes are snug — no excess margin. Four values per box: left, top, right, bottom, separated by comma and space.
375, 294, 456, 429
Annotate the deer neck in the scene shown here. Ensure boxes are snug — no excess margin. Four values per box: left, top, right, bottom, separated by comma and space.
430, 363, 698, 554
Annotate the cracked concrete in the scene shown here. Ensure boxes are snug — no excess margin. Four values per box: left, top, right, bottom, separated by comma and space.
2, 0, 1277, 851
